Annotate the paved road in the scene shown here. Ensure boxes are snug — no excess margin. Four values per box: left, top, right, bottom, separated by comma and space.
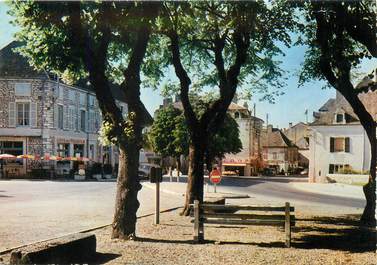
220, 176, 365, 207
0, 180, 183, 252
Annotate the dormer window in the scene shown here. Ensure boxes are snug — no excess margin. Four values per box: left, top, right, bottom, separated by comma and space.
336, 113, 344, 123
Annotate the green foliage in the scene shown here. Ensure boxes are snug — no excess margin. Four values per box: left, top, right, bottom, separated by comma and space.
298, 1, 375, 88
149, 106, 188, 158
153, 1, 300, 103
149, 102, 242, 160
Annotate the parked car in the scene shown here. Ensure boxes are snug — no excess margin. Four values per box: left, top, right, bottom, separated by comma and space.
138, 163, 160, 180
222, 170, 237, 176
300, 169, 309, 175
262, 168, 275, 176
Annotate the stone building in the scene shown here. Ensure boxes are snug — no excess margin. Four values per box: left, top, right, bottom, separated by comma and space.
283, 122, 310, 168
0, 41, 151, 177
262, 125, 299, 173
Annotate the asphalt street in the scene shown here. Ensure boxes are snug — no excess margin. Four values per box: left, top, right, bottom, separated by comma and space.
218, 176, 366, 209
0, 176, 366, 252
0, 180, 183, 252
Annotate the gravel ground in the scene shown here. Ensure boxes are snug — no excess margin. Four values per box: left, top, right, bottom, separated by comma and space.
92, 209, 375, 265
1, 208, 375, 265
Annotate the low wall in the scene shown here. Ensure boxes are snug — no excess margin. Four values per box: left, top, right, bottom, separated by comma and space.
326, 174, 369, 185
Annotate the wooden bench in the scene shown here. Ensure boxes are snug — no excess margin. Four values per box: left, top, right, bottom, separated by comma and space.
190, 200, 295, 247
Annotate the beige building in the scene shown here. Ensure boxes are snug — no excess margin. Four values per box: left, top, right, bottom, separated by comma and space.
221, 102, 264, 176
262, 125, 299, 173
283, 122, 310, 168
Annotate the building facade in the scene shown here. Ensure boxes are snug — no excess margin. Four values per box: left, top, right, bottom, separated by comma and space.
308, 90, 376, 183
262, 125, 299, 173
221, 102, 264, 176
0, 41, 129, 177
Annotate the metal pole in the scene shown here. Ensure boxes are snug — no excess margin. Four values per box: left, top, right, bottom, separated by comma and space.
214, 183, 217, 193
155, 181, 160, 225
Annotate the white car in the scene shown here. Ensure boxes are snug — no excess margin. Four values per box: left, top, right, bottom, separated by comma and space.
138, 163, 160, 180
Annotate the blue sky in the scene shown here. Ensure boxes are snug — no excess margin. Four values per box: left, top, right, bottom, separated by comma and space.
1, 3, 375, 129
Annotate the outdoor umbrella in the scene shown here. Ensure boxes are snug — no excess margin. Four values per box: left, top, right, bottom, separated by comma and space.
16, 154, 35, 160
0, 154, 16, 159
49, 155, 63, 161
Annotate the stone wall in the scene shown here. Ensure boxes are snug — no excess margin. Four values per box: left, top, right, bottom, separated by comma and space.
326, 174, 369, 185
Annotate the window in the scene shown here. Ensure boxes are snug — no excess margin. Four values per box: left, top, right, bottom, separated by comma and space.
80, 93, 86, 105
15, 83, 31, 96
234, 112, 240, 119
89, 95, 95, 106
272, 152, 277, 160
336, 113, 344, 123
16, 102, 30, 126
330, 137, 350, 153
69, 90, 76, 102
58, 105, 64, 129
329, 164, 350, 174
80, 110, 86, 131
57, 143, 70, 157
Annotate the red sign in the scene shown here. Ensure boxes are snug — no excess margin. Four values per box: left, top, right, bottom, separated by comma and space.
210, 169, 222, 184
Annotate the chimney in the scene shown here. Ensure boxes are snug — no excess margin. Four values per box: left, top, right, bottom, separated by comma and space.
163, 97, 172, 107
289, 122, 293, 128
267, 124, 273, 133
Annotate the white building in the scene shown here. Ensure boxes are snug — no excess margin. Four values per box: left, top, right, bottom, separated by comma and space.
308, 91, 376, 183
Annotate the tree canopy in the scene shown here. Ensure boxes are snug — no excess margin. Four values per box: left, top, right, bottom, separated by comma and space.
149, 102, 242, 163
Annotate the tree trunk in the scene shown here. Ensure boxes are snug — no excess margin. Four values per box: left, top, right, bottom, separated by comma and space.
111, 145, 142, 239
361, 126, 376, 226
176, 157, 181, 177
181, 142, 205, 216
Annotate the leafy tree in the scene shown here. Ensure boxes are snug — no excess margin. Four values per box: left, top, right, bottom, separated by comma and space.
149, 106, 189, 174
156, 2, 297, 214
149, 102, 242, 174
299, 1, 376, 225
9, 1, 161, 238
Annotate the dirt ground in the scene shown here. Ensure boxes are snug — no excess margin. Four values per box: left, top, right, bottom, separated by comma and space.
0, 208, 375, 265
91, 208, 375, 265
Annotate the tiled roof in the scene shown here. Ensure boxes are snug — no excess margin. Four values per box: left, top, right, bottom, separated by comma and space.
0, 41, 45, 78
311, 90, 377, 126
0, 41, 153, 126
264, 128, 297, 148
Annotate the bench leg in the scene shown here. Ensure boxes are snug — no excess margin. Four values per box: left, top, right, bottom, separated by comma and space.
285, 202, 291, 247
194, 200, 204, 243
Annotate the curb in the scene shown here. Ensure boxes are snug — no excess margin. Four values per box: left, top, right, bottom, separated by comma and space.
291, 182, 364, 200
0, 206, 182, 256
142, 182, 185, 197
142, 182, 250, 199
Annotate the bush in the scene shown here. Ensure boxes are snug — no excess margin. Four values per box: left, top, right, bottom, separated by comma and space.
337, 168, 369, 175
103, 164, 113, 174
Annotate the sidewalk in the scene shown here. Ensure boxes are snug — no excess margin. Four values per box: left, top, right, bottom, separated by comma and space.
291, 182, 365, 199
142, 176, 249, 200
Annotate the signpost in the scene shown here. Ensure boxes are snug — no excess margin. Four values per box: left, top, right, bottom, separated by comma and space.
150, 167, 163, 225
209, 169, 222, 193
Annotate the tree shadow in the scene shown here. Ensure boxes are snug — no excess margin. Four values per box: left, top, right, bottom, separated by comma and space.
89, 252, 121, 264
291, 215, 375, 253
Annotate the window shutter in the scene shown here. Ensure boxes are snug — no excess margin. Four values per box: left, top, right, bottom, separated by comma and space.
330, 137, 335, 153
30, 102, 37, 127
54, 104, 58, 128
63, 106, 68, 129
8, 102, 16, 127
345, 137, 350, 152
